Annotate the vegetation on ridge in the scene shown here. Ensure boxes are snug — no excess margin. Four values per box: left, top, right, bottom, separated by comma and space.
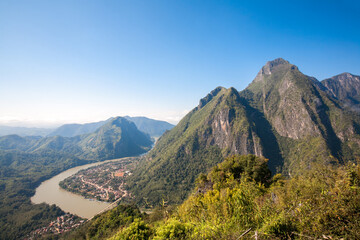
67, 154, 360, 239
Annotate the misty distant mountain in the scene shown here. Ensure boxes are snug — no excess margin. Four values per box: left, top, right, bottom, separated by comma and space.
0, 126, 54, 137
124, 116, 174, 137
47, 119, 111, 137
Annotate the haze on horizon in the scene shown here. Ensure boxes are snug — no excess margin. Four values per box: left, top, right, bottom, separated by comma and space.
1, 0, 359, 128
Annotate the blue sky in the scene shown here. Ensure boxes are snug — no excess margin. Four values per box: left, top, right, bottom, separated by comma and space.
0, 0, 359, 127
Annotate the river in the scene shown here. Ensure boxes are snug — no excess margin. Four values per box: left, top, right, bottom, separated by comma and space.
31, 158, 126, 219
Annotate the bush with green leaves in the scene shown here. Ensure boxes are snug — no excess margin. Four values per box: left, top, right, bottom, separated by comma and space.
109, 218, 153, 240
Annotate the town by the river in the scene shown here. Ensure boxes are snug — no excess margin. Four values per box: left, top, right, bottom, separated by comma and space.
31, 157, 134, 219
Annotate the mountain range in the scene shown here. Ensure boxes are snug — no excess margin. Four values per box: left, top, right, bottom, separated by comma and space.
11, 116, 174, 138
127, 58, 360, 205
0, 117, 153, 161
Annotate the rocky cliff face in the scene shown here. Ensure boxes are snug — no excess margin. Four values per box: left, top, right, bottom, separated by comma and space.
246, 58, 327, 140
127, 87, 270, 204
244, 58, 360, 171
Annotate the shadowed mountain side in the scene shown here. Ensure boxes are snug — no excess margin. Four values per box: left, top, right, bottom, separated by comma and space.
238, 95, 284, 173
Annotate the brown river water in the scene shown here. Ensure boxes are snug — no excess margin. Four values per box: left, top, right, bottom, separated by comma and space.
31, 158, 124, 219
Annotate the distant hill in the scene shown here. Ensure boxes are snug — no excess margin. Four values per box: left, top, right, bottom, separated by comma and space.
76, 117, 154, 160
124, 116, 174, 137
0, 126, 53, 137
127, 58, 360, 205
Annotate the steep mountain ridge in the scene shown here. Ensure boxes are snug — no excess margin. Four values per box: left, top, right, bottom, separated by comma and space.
127, 58, 360, 205
243, 58, 360, 170
128, 86, 285, 204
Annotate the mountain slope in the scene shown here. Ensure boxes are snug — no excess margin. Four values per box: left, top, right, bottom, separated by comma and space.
127, 87, 282, 204
127, 58, 360, 205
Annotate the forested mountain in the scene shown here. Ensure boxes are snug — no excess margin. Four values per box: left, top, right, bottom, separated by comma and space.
127, 58, 360, 205
76, 117, 154, 160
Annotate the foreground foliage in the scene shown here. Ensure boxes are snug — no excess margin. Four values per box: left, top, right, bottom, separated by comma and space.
103, 155, 360, 239
62, 204, 145, 240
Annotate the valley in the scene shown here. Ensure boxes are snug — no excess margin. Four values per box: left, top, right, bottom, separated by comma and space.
0, 116, 171, 239
1, 59, 360, 239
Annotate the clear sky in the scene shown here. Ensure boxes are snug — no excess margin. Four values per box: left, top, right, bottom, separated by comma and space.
1, 0, 359, 127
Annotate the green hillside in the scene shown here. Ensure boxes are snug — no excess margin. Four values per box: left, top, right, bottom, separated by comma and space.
74, 155, 360, 239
